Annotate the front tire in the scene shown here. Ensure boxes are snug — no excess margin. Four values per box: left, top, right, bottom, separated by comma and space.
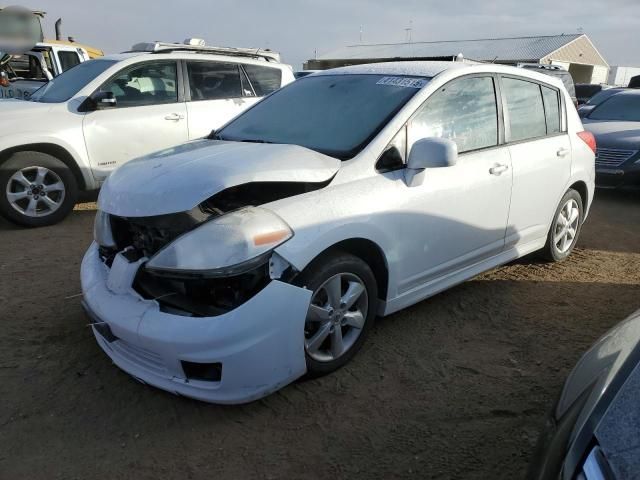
295, 252, 378, 377
541, 189, 584, 262
0, 151, 78, 227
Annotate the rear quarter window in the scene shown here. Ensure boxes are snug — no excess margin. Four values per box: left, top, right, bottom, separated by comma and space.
243, 64, 282, 96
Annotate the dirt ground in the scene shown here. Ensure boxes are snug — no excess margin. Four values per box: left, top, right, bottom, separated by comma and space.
1, 189, 639, 480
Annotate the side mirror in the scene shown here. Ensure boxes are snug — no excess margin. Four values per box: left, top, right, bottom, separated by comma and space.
92, 90, 117, 108
404, 137, 458, 187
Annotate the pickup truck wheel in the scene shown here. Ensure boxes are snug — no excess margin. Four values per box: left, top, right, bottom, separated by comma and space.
0, 151, 78, 227
295, 252, 378, 377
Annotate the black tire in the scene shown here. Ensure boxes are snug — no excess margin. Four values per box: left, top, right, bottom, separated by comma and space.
294, 251, 378, 377
540, 189, 584, 262
0, 151, 78, 227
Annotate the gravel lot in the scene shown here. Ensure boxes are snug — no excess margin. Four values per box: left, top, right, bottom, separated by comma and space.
1, 190, 639, 480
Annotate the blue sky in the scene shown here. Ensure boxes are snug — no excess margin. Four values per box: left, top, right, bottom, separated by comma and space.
19, 0, 640, 69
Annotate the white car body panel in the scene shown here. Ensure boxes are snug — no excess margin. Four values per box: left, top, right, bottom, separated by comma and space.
83, 61, 595, 403
185, 97, 261, 139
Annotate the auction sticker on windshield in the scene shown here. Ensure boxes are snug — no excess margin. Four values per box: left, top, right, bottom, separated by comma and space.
376, 76, 428, 88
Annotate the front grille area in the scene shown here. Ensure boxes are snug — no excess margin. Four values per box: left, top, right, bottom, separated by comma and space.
133, 264, 270, 317
595, 148, 637, 167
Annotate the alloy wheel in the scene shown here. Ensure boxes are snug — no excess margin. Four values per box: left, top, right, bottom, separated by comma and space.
553, 198, 580, 254
6, 166, 66, 217
304, 272, 369, 362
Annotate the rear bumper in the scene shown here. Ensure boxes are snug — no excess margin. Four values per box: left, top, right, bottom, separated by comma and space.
81, 242, 312, 404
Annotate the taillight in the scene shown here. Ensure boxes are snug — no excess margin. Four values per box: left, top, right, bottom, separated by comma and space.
577, 131, 596, 154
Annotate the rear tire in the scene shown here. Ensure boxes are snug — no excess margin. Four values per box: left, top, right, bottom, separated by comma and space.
0, 151, 78, 227
295, 252, 378, 377
540, 189, 584, 262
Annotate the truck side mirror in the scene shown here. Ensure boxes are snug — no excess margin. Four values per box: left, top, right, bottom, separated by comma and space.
404, 137, 458, 187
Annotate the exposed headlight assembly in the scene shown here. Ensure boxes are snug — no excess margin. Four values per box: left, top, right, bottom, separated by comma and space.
93, 210, 116, 248
146, 207, 292, 277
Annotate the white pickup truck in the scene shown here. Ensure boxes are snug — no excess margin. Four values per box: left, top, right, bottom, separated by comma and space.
0, 41, 94, 100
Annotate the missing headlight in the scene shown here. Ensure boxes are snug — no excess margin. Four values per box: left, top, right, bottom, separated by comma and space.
133, 260, 271, 317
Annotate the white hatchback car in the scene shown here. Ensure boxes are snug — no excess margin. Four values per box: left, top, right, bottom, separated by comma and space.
0, 41, 294, 226
82, 62, 596, 404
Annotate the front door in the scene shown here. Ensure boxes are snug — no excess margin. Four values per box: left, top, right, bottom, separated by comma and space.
82, 60, 189, 180
392, 75, 513, 292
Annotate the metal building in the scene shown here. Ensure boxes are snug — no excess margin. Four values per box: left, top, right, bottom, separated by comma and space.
306, 34, 609, 84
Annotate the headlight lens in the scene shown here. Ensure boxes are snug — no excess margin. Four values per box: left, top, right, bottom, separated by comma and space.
93, 210, 116, 248
146, 207, 292, 276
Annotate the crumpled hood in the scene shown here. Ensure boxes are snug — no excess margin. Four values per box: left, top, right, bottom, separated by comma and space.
583, 119, 640, 150
99, 140, 341, 217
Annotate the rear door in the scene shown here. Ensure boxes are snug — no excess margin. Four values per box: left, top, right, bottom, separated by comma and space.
500, 75, 572, 248
83, 60, 188, 180
184, 60, 259, 139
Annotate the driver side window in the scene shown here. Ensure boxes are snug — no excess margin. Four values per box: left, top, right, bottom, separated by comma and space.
100, 61, 178, 108
408, 76, 499, 154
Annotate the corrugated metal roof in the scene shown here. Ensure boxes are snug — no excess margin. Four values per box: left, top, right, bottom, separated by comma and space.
318, 34, 584, 62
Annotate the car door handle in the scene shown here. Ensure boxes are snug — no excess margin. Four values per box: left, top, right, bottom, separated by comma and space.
164, 113, 185, 121
557, 148, 570, 158
489, 163, 509, 176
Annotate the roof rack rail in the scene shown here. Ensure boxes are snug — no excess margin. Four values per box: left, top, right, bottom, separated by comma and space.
127, 40, 281, 63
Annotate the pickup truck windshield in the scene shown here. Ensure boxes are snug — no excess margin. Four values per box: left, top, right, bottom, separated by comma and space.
30, 59, 116, 103
217, 74, 429, 160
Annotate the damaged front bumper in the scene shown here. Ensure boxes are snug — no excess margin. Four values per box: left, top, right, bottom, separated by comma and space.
81, 242, 312, 404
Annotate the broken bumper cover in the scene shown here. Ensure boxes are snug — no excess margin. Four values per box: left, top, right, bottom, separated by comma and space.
80, 242, 312, 404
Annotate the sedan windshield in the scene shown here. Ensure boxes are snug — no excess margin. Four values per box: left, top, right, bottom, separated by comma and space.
217, 74, 429, 159
586, 88, 623, 106
30, 59, 116, 103
589, 94, 640, 122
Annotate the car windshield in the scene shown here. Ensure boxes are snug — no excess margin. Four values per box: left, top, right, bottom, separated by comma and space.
588, 94, 640, 122
30, 59, 116, 103
216, 74, 429, 159
586, 88, 623, 106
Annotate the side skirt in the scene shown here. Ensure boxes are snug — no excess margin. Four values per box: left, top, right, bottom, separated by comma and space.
380, 237, 546, 316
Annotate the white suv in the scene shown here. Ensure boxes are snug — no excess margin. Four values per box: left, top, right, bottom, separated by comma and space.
0, 41, 294, 226
83, 62, 596, 404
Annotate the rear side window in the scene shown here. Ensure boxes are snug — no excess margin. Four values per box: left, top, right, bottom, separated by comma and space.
409, 76, 498, 153
58, 51, 81, 72
541, 86, 561, 134
502, 77, 546, 142
187, 62, 243, 101
243, 64, 282, 96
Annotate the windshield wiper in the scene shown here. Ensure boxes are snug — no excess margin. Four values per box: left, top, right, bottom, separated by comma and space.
207, 131, 272, 144
239, 138, 273, 144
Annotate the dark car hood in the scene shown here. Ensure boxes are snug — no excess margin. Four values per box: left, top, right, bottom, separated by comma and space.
99, 140, 341, 217
582, 119, 640, 150
529, 309, 640, 479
